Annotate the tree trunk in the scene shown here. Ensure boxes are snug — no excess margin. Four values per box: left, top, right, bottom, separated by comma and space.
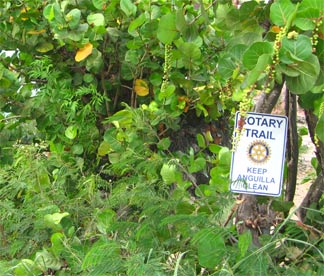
298, 108, 324, 222
284, 88, 298, 203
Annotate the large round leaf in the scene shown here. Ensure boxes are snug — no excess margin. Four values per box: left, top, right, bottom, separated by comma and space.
157, 13, 178, 44
243, 41, 273, 70
279, 35, 312, 64
87, 13, 105, 27
285, 55, 320, 94
178, 42, 201, 69
270, 0, 296, 26
218, 57, 236, 80
120, 0, 137, 17
92, 0, 105, 10
66, 9, 81, 29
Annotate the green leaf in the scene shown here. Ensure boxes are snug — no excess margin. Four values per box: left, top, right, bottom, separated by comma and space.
279, 35, 312, 64
92, 0, 105, 10
87, 13, 105, 27
66, 9, 81, 29
176, 9, 199, 42
285, 55, 320, 94
65, 125, 78, 139
43, 3, 64, 24
120, 0, 137, 17
189, 157, 206, 174
195, 184, 215, 197
50, 233, 65, 257
128, 13, 146, 33
218, 147, 231, 167
244, 54, 272, 87
316, 113, 324, 142
178, 42, 201, 69
270, 0, 296, 26
157, 137, 171, 150
98, 140, 112, 156
193, 229, 226, 269
277, 63, 300, 77
299, 0, 323, 12
36, 42, 54, 53
96, 209, 116, 234
86, 48, 103, 72
197, 133, 206, 149
108, 108, 133, 128
104, 129, 123, 152
72, 143, 84, 155
125, 49, 140, 65
160, 163, 181, 184
209, 144, 222, 154
175, 8, 187, 33
14, 259, 42, 276
294, 18, 315, 31
229, 44, 248, 62
43, 4, 55, 21
159, 84, 176, 100
243, 42, 273, 70
271, 199, 294, 213
44, 212, 69, 225
238, 231, 252, 258
38, 171, 50, 187
157, 13, 178, 44
218, 57, 236, 80
82, 239, 123, 273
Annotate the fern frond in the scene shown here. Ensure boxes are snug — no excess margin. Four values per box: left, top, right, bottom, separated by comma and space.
82, 239, 124, 275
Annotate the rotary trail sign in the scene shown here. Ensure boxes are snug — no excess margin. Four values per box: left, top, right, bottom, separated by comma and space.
230, 112, 288, 197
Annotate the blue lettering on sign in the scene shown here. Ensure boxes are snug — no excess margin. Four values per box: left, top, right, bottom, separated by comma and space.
245, 129, 275, 140
242, 115, 285, 141
232, 181, 269, 191
246, 117, 284, 128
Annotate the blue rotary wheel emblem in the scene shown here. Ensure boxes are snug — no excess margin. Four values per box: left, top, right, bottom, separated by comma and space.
247, 140, 271, 164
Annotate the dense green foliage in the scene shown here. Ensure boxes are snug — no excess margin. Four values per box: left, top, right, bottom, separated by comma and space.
0, 0, 323, 275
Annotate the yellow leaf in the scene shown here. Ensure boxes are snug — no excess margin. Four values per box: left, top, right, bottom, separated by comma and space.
75, 42, 93, 62
27, 29, 46, 35
21, 7, 31, 13
134, 79, 149, 96
20, 6, 31, 21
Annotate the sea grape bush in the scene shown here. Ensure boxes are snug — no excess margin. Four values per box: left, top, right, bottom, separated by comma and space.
0, 0, 323, 275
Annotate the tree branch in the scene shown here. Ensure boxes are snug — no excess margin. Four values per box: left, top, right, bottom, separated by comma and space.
298, 108, 324, 222
284, 87, 298, 203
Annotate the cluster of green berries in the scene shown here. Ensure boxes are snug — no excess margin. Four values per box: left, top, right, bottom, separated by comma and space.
262, 64, 275, 92
312, 17, 323, 51
273, 27, 287, 65
161, 44, 173, 93
231, 127, 245, 152
320, 101, 324, 117
232, 89, 253, 151
219, 81, 232, 104
238, 89, 253, 117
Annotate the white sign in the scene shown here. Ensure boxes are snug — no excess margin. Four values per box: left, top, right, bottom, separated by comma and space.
230, 112, 288, 197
